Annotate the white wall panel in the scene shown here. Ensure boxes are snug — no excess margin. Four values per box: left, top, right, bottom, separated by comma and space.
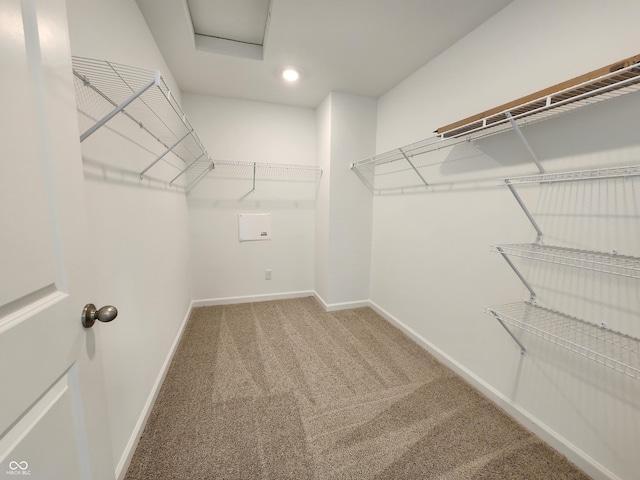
372, 1, 640, 478
184, 94, 316, 301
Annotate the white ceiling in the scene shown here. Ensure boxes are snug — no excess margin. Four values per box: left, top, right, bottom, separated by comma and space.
135, 0, 512, 108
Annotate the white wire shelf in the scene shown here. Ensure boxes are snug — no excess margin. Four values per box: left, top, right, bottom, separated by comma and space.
490, 244, 640, 279
212, 161, 322, 182
500, 165, 640, 185
485, 302, 640, 379
71, 56, 213, 191
351, 60, 640, 188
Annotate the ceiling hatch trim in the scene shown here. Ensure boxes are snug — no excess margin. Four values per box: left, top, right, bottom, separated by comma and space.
187, 0, 272, 61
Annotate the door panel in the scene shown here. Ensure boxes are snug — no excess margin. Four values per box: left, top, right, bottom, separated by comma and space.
0, 0, 56, 307
0, 367, 83, 480
0, 0, 114, 478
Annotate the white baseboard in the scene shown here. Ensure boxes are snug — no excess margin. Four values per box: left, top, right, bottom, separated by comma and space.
116, 301, 194, 480
193, 290, 315, 307
368, 300, 617, 480
313, 291, 370, 312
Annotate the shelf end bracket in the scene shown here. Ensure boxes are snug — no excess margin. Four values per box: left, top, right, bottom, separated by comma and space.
495, 246, 538, 304
488, 309, 527, 355
505, 180, 544, 244
399, 148, 428, 187
505, 111, 545, 174
79, 76, 157, 143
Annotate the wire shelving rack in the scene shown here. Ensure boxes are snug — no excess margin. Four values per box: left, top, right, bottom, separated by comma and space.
351, 61, 640, 191
485, 302, 640, 379
71, 56, 213, 191
500, 165, 640, 185
490, 244, 640, 279
203, 161, 323, 192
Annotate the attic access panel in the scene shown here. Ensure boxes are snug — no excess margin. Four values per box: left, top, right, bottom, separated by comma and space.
188, 0, 271, 60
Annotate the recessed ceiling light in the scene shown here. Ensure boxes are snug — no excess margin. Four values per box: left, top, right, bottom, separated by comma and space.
282, 68, 300, 82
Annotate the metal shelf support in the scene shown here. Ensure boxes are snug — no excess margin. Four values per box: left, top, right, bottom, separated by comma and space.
505, 111, 545, 174
486, 307, 527, 355
252, 162, 257, 192
495, 246, 537, 303
79, 72, 160, 142
399, 148, 429, 187
505, 180, 544, 243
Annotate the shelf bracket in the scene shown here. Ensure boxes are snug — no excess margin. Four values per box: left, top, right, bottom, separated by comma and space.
487, 309, 527, 355
495, 246, 537, 303
505, 180, 544, 244
505, 111, 545, 174
79, 74, 159, 143
252, 162, 257, 192
140, 130, 193, 178
169, 154, 205, 186
399, 148, 428, 187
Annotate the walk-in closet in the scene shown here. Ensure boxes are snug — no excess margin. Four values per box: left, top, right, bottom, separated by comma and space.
2, 1, 639, 479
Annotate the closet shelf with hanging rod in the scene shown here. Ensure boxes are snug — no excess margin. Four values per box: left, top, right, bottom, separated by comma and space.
208, 161, 323, 192
351, 54, 640, 190
71, 56, 214, 192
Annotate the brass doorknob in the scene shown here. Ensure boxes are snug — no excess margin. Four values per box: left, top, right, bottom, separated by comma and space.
82, 304, 118, 328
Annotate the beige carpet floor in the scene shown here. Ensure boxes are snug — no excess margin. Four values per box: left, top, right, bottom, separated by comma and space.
124, 297, 590, 479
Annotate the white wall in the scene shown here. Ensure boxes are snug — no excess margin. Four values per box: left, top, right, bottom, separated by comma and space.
65, 0, 192, 477
183, 94, 317, 302
371, 1, 640, 479
315, 95, 332, 300
315, 93, 376, 308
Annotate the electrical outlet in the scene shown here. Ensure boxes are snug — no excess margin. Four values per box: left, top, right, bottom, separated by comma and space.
265, 269, 272, 280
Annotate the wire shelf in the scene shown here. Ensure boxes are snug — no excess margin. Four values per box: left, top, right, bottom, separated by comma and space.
485, 302, 640, 379
71, 56, 213, 191
212, 161, 322, 182
351, 61, 640, 173
490, 244, 640, 279
500, 165, 640, 185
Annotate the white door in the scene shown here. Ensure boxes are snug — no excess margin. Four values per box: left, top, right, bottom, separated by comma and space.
0, 0, 115, 479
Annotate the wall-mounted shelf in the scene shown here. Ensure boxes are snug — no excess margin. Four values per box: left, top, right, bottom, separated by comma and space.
71, 56, 214, 191
191, 160, 322, 193
214, 160, 321, 183
490, 163, 639, 379
485, 302, 640, 379
490, 244, 640, 279
500, 164, 640, 244
500, 165, 640, 185
351, 57, 640, 192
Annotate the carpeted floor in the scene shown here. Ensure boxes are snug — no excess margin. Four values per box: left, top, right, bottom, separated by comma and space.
124, 297, 590, 479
